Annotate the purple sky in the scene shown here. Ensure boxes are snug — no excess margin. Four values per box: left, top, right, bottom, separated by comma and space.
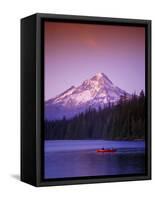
45, 21, 145, 101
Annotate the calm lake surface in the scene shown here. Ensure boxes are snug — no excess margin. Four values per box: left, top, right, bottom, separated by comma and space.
44, 140, 145, 179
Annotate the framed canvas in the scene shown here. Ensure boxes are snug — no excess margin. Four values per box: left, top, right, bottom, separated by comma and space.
21, 13, 151, 187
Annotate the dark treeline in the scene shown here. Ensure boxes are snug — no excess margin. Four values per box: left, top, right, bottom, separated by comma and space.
45, 90, 145, 140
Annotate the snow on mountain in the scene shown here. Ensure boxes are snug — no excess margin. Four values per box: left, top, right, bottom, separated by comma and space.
45, 72, 130, 120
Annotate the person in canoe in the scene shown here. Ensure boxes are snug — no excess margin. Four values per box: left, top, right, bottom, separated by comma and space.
96, 147, 117, 153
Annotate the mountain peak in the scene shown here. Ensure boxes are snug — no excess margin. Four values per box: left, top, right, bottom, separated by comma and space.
45, 72, 130, 120
95, 72, 103, 78
91, 72, 103, 80
90, 72, 113, 85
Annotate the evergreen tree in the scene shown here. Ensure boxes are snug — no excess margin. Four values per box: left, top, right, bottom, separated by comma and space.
45, 92, 145, 140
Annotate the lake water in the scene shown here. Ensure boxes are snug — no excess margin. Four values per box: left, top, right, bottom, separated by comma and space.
44, 140, 145, 179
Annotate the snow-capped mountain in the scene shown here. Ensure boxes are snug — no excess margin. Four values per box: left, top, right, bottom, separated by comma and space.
45, 73, 130, 120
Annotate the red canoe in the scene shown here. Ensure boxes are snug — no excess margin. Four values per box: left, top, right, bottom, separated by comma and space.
96, 149, 117, 153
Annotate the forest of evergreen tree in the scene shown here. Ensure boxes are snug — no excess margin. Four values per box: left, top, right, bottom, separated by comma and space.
45, 90, 145, 140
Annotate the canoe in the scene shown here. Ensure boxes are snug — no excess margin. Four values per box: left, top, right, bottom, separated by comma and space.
96, 149, 117, 153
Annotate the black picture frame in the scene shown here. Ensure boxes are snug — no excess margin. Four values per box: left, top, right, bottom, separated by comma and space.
21, 13, 151, 187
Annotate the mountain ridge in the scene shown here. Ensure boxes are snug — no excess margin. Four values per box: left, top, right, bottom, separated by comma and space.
45, 72, 130, 120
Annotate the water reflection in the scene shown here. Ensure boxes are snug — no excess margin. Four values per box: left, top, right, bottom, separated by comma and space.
45, 141, 145, 179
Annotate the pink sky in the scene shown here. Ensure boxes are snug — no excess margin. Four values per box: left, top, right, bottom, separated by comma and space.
44, 21, 145, 101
